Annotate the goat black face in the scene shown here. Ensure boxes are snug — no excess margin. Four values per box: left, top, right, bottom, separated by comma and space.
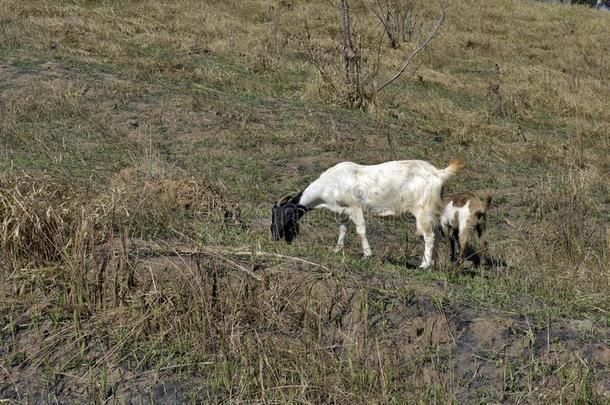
270, 203, 307, 243
283, 211, 300, 243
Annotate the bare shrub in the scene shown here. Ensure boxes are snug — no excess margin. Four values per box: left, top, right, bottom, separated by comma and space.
486, 82, 530, 120
370, 0, 422, 49
252, 6, 287, 71
334, 0, 383, 108
301, 0, 445, 109
299, 1, 377, 108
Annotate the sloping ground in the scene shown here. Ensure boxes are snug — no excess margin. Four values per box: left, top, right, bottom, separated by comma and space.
2, 238, 609, 403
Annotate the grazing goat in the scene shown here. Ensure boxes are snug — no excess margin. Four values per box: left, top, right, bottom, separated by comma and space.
440, 192, 492, 265
270, 159, 466, 268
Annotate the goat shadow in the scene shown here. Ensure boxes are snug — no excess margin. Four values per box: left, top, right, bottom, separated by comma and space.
383, 256, 422, 269
462, 246, 507, 266
454, 246, 508, 277
384, 246, 508, 275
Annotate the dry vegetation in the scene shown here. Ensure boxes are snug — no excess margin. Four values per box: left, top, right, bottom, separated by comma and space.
0, 0, 609, 402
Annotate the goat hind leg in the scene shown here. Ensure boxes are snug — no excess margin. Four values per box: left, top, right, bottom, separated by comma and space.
443, 226, 456, 262
420, 230, 440, 268
417, 212, 439, 268
451, 229, 460, 262
458, 228, 470, 264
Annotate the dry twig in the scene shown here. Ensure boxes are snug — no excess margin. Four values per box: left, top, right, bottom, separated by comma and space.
376, 0, 445, 93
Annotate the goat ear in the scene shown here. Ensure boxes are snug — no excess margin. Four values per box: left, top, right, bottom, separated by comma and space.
484, 191, 493, 210
277, 193, 295, 206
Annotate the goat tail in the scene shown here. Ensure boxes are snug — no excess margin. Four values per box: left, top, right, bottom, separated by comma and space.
437, 159, 466, 183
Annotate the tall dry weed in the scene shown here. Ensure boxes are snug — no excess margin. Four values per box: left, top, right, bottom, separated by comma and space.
0, 174, 95, 264
525, 167, 609, 293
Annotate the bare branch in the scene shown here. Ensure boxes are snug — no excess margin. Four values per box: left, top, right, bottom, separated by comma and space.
375, 0, 445, 93
302, 19, 340, 94
340, 0, 354, 52
371, 27, 386, 80
369, 0, 398, 49
339, 0, 365, 107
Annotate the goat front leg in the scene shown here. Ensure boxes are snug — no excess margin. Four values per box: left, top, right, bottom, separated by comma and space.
458, 227, 470, 264
334, 218, 349, 253
477, 226, 489, 266
351, 208, 371, 257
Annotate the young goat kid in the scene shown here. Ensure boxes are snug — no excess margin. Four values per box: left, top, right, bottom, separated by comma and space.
440, 192, 492, 265
270, 159, 466, 268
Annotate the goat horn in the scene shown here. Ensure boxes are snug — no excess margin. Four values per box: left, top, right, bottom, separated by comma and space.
276, 193, 296, 205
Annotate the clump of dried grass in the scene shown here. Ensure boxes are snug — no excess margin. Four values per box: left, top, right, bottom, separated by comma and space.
2, 77, 89, 123
0, 159, 242, 268
103, 155, 242, 237
0, 173, 102, 265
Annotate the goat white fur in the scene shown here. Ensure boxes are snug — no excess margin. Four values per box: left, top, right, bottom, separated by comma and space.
270, 159, 466, 268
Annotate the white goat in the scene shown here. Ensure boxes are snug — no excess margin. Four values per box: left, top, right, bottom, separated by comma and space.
270, 159, 466, 268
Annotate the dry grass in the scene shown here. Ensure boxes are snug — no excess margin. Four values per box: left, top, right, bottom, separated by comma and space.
1, 174, 607, 402
103, 152, 243, 239
1, 0, 610, 402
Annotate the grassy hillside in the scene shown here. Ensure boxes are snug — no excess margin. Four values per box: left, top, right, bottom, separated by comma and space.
1, 0, 609, 402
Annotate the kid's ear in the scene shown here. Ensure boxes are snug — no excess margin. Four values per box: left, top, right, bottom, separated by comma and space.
484, 192, 493, 210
